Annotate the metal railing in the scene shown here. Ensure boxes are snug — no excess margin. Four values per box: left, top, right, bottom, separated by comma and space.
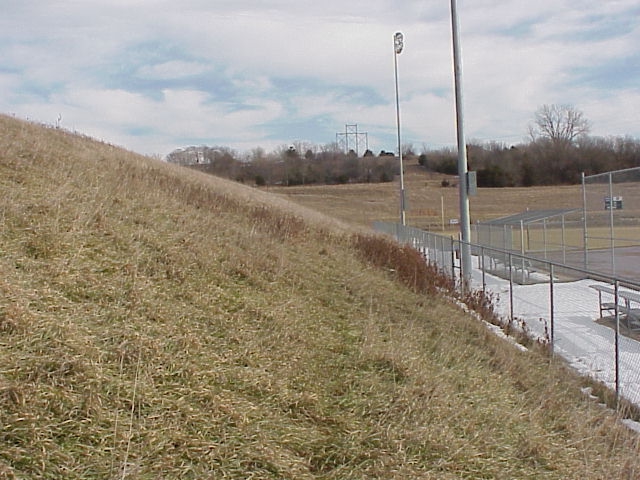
374, 221, 640, 409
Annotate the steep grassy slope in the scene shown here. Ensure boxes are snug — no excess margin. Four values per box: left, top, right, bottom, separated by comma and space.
1, 115, 639, 479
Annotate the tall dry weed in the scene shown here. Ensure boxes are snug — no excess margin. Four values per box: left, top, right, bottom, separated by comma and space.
351, 233, 454, 295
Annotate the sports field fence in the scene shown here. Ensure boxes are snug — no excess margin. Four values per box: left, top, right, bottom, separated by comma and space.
374, 221, 640, 412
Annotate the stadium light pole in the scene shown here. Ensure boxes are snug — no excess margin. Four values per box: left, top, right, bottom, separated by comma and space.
450, 0, 472, 288
394, 31, 406, 226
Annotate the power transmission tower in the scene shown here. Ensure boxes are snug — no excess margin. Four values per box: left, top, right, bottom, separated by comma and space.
336, 124, 368, 156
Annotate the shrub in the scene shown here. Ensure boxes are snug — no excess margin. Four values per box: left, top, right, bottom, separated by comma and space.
351, 234, 454, 295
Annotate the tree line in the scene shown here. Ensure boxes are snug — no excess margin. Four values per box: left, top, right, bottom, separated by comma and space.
422, 104, 640, 187
421, 135, 640, 187
167, 105, 640, 188
166, 143, 399, 186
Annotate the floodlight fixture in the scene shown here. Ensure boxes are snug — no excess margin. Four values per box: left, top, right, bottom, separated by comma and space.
394, 32, 404, 54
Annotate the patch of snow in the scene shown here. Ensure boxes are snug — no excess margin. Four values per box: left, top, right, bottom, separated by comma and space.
483, 321, 528, 352
622, 419, 640, 434
461, 255, 640, 429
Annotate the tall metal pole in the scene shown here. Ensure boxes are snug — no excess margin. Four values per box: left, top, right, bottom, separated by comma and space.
394, 32, 406, 226
450, 0, 472, 287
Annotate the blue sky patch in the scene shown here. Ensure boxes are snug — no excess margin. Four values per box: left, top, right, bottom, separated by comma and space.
570, 53, 640, 92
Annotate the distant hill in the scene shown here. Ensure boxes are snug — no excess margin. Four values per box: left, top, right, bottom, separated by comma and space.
1, 114, 638, 478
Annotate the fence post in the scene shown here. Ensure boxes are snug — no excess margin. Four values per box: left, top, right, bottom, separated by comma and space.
450, 237, 456, 283
508, 252, 514, 322
431, 233, 436, 265
614, 280, 620, 406
582, 171, 589, 271
609, 173, 616, 276
549, 263, 555, 356
440, 237, 447, 272
480, 246, 486, 296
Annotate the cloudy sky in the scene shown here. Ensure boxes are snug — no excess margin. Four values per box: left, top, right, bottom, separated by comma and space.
1, 1, 639, 157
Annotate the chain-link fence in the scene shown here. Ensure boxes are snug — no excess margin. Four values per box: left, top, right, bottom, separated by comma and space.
582, 167, 640, 281
375, 221, 640, 408
474, 209, 587, 282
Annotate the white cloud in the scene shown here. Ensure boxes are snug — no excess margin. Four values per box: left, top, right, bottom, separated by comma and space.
1, 0, 639, 155
135, 61, 211, 80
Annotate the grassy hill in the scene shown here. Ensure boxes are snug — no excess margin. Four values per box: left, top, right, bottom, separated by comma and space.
1, 114, 639, 478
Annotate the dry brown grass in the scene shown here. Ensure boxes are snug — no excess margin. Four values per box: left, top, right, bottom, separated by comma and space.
266, 160, 581, 230
268, 158, 640, 237
1, 114, 640, 479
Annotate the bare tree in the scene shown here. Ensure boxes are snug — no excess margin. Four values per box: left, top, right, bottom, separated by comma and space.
529, 104, 591, 145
